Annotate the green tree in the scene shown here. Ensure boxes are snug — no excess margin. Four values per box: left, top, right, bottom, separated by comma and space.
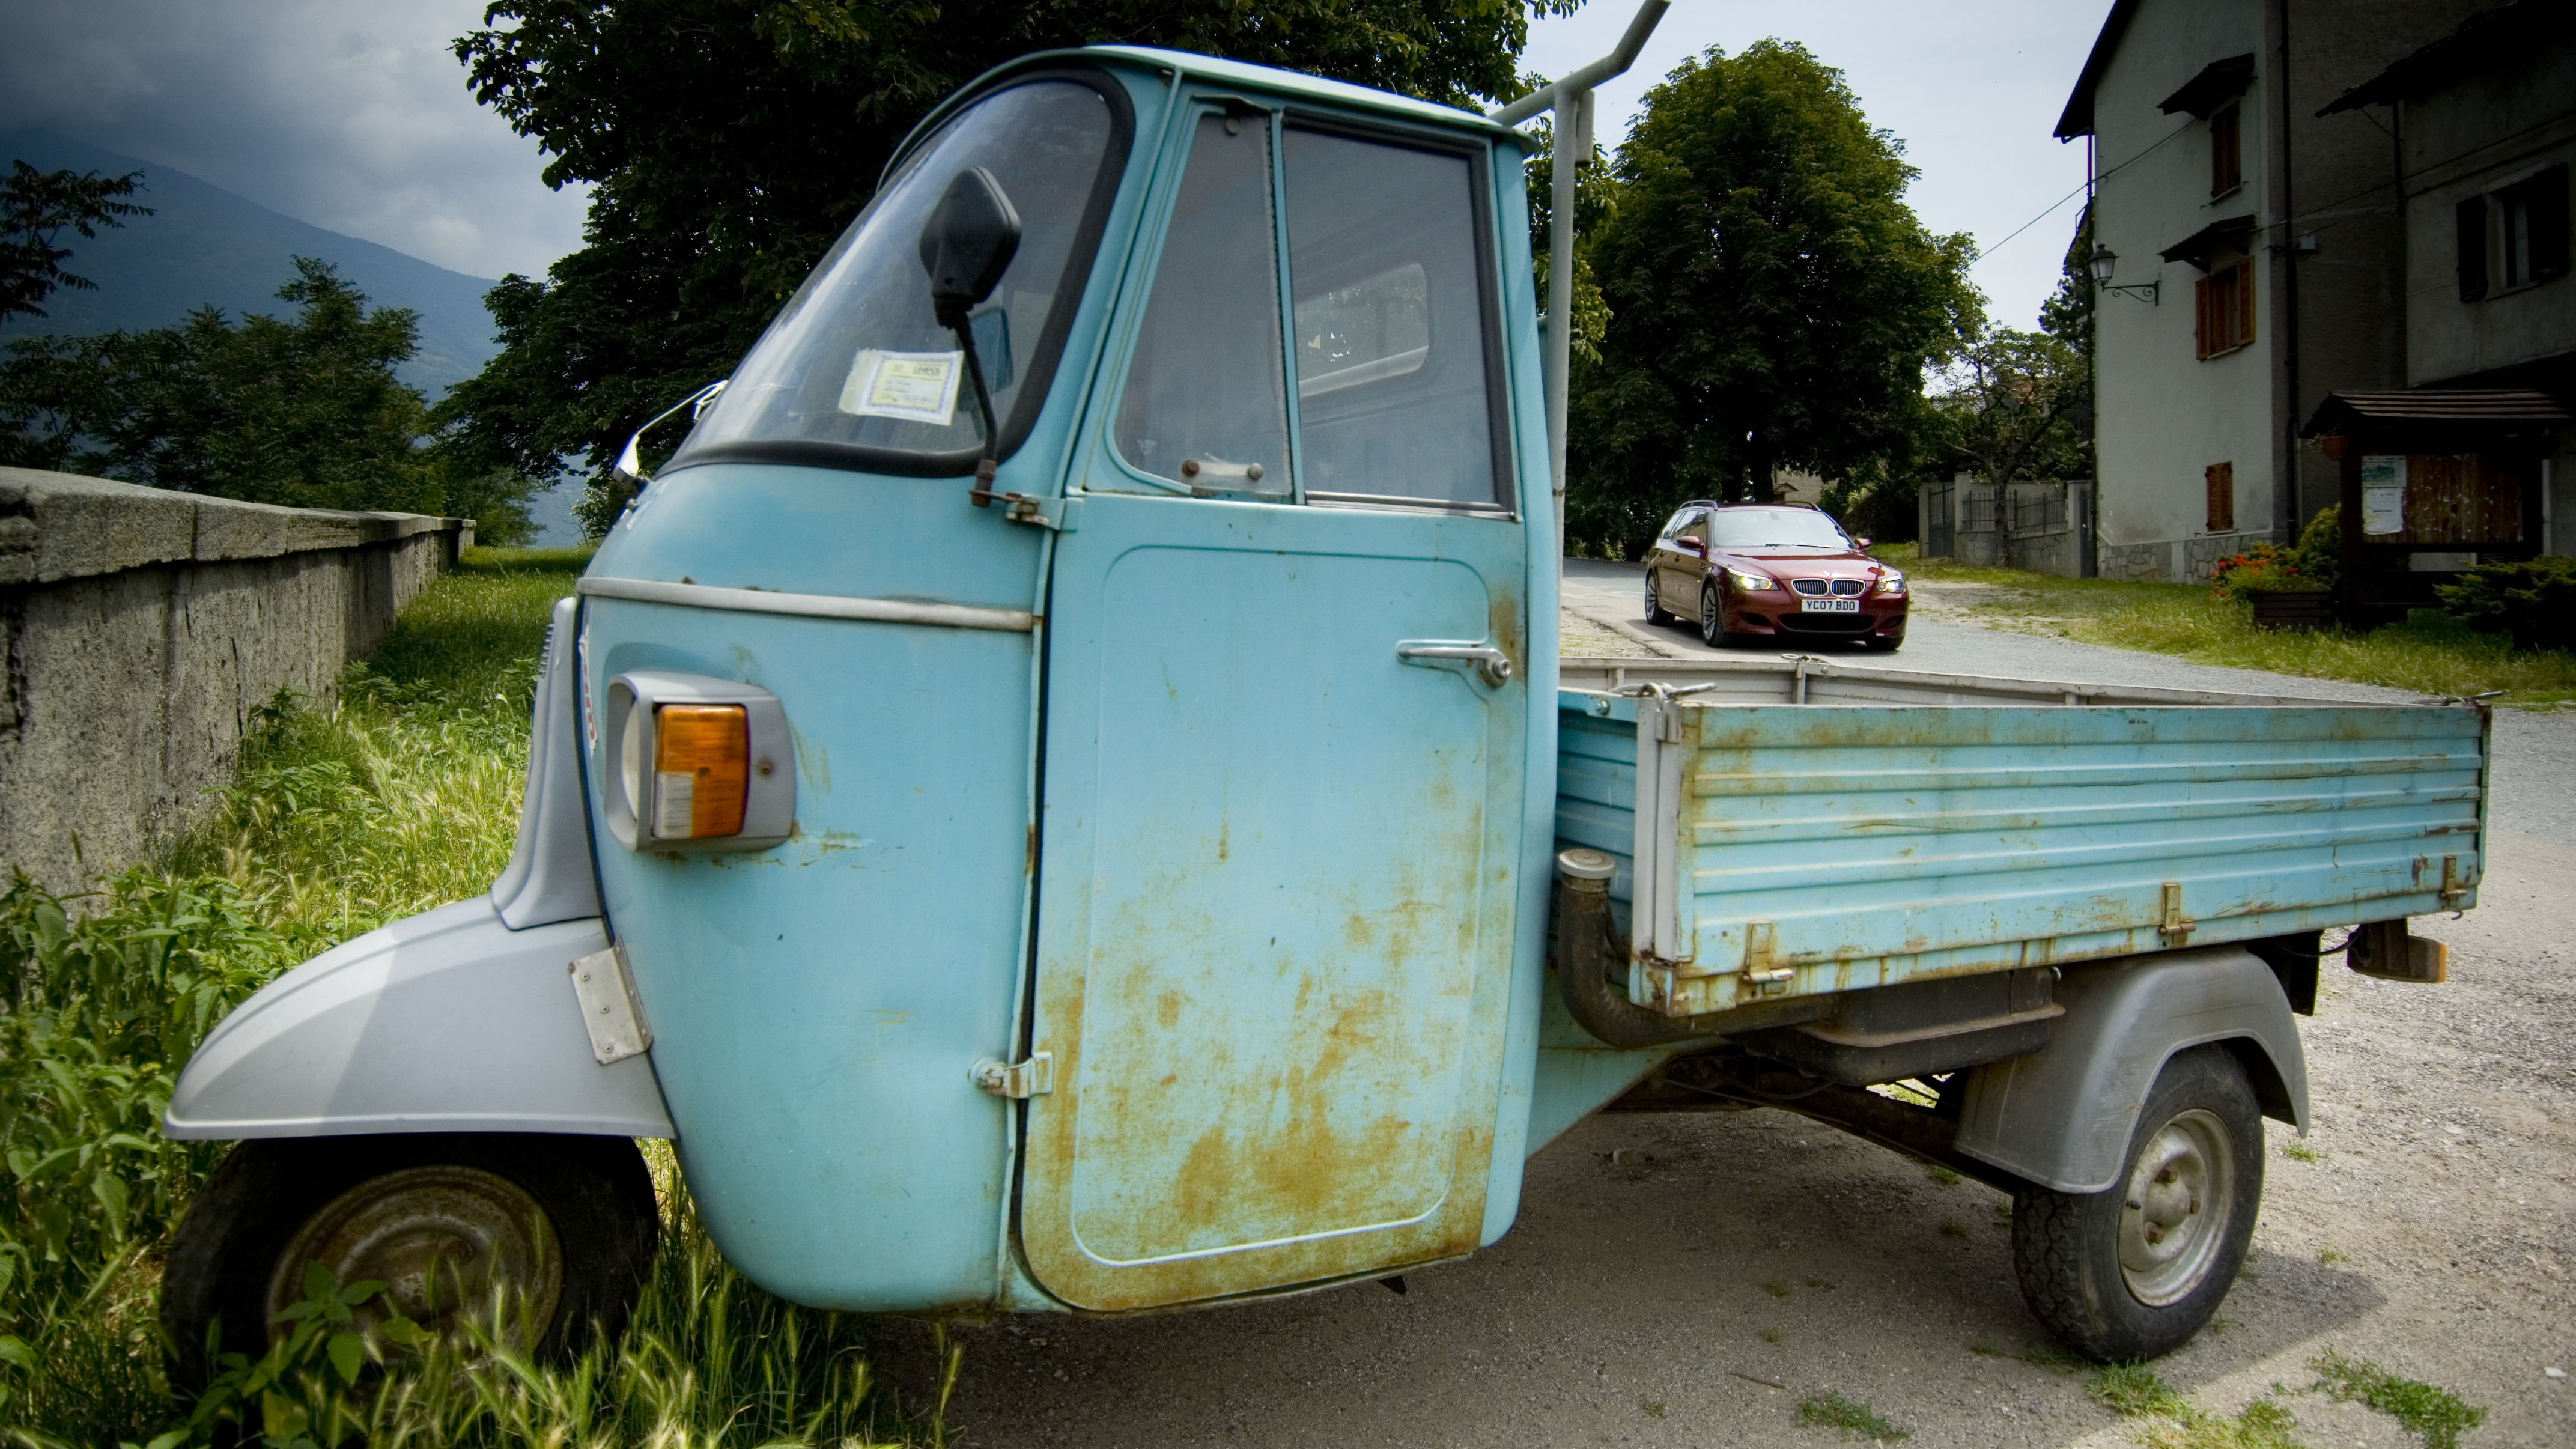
0, 160, 150, 323
1566, 40, 1978, 556
442, 0, 1575, 533
0, 258, 539, 540
1934, 325, 2086, 562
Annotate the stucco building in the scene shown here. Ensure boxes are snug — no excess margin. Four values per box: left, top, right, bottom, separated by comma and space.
2055, 0, 2514, 581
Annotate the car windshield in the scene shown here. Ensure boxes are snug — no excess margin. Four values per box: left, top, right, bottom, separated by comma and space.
669, 77, 1122, 475
1706, 507, 1853, 550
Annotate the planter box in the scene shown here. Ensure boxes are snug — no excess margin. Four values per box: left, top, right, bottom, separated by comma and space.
2246, 588, 2336, 632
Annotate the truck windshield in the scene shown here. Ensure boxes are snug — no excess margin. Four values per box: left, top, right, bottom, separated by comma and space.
1707, 507, 1854, 551
669, 76, 1124, 476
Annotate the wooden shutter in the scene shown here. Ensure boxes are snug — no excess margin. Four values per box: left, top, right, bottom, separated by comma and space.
2532, 163, 2570, 282
2235, 258, 2256, 346
2456, 196, 2489, 300
2195, 275, 2214, 357
2206, 463, 2235, 533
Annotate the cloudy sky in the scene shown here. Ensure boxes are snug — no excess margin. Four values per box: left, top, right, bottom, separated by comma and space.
0, 0, 589, 282
1, 0, 2107, 326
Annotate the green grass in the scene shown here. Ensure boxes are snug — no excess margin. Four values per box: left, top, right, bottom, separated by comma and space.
0, 547, 944, 1447
2280, 1141, 2325, 1163
2313, 1351, 2486, 1449
2091, 1365, 2303, 1449
1797, 1390, 1906, 1440
1880, 542, 2576, 705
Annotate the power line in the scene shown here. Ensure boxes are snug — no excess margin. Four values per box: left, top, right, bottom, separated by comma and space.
1977, 120, 2193, 259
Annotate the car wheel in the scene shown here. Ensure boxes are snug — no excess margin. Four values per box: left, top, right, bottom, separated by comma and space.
162, 1134, 660, 1386
2010, 1046, 2264, 1361
1699, 583, 1730, 648
1644, 570, 1672, 627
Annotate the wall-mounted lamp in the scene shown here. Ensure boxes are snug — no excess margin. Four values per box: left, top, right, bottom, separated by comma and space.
2090, 246, 2160, 305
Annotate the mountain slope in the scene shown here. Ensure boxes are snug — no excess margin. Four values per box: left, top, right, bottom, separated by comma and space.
1, 130, 505, 398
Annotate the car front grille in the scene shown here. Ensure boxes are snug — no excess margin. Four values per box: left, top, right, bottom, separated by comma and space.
1791, 578, 1828, 595
1830, 579, 1865, 595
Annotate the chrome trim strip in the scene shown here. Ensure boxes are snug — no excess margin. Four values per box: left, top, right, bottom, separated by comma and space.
577, 577, 1037, 633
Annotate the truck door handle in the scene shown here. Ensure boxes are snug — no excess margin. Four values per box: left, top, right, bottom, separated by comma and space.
1397, 643, 1513, 688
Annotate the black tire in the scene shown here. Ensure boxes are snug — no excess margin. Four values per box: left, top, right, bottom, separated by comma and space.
2010, 1046, 2263, 1361
1644, 571, 1674, 627
163, 1134, 659, 1385
1699, 583, 1731, 648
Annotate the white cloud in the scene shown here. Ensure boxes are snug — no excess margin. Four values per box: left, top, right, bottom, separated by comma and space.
0, 0, 589, 279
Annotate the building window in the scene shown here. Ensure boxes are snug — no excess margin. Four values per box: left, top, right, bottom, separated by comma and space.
2210, 103, 2241, 196
2457, 163, 2569, 300
2205, 462, 2235, 533
2195, 258, 2254, 358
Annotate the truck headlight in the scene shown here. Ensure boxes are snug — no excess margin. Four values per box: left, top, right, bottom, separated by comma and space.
603, 672, 793, 851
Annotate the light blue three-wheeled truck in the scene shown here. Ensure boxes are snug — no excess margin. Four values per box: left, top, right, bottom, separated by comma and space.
161, 4, 2483, 1373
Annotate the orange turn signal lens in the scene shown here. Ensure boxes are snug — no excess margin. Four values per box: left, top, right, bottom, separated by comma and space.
652, 704, 749, 839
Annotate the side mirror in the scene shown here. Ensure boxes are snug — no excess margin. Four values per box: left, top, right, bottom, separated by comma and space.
1673, 538, 1706, 557
613, 378, 729, 487
918, 167, 1022, 327
1853, 536, 1873, 551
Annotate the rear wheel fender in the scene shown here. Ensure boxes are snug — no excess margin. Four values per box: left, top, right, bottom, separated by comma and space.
1951, 946, 2306, 1194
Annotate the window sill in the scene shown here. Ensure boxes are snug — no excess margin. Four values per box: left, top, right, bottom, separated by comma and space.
2196, 340, 2255, 361
2479, 273, 2565, 301
2208, 183, 2243, 204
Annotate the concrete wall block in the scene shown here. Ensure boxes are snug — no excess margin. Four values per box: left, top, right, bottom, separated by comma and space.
0, 470, 466, 897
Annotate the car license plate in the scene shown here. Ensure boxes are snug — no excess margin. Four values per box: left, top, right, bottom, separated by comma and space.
1802, 597, 1860, 613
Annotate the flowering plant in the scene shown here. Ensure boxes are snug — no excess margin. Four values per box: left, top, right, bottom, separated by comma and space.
2208, 542, 2315, 600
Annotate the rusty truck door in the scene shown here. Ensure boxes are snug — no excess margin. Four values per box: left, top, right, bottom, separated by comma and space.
1018, 102, 1530, 1310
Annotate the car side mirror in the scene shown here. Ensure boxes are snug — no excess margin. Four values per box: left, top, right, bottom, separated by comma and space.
1674, 538, 1706, 557
918, 167, 1022, 329
1853, 537, 1873, 550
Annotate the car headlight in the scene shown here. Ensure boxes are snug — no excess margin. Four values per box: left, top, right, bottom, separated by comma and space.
1726, 568, 1778, 591
1874, 569, 1907, 595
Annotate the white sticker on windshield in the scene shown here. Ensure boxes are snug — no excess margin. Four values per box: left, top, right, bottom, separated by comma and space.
840, 348, 962, 425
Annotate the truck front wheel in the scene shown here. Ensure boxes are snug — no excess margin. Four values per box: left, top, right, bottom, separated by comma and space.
162, 1133, 660, 1384
2009, 1045, 2263, 1361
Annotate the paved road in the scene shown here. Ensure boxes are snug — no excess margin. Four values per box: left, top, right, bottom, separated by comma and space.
879, 563, 2576, 1447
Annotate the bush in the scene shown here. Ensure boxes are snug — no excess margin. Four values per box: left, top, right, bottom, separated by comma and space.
2208, 505, 2341, 601
2435, 554, 2576, 653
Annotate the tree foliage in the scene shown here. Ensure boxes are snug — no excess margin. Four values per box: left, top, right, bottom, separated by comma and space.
1564, 40, 1978, 556
0, 258, 539, 539
442, 0, 1575, 527
0, 161, 151, 323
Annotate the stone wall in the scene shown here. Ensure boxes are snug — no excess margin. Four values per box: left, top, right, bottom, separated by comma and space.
0, 468, 470, 896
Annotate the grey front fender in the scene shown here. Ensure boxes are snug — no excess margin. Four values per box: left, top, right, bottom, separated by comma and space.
165, 899, 674, 1140
1952, 946, 2306, 1194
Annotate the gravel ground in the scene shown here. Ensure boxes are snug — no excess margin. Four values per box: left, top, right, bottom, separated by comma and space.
881, 562, 2575, 1447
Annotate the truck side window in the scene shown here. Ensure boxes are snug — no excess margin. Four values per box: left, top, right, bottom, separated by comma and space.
1112, 114, 1291, 494
1284, 127, 1504, 510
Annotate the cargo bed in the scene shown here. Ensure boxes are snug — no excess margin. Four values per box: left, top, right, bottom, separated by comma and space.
1552, 655, 2489, 1018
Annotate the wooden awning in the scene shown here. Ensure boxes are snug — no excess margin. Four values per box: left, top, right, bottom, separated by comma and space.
2301, 388, 2570, 437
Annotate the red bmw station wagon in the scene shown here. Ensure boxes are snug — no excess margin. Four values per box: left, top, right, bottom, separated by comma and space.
1642, 502, 1908, 652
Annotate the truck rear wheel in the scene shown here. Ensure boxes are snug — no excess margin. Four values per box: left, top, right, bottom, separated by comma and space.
163, 1134, 659, 1385
2009, 1045, 2262, 1361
